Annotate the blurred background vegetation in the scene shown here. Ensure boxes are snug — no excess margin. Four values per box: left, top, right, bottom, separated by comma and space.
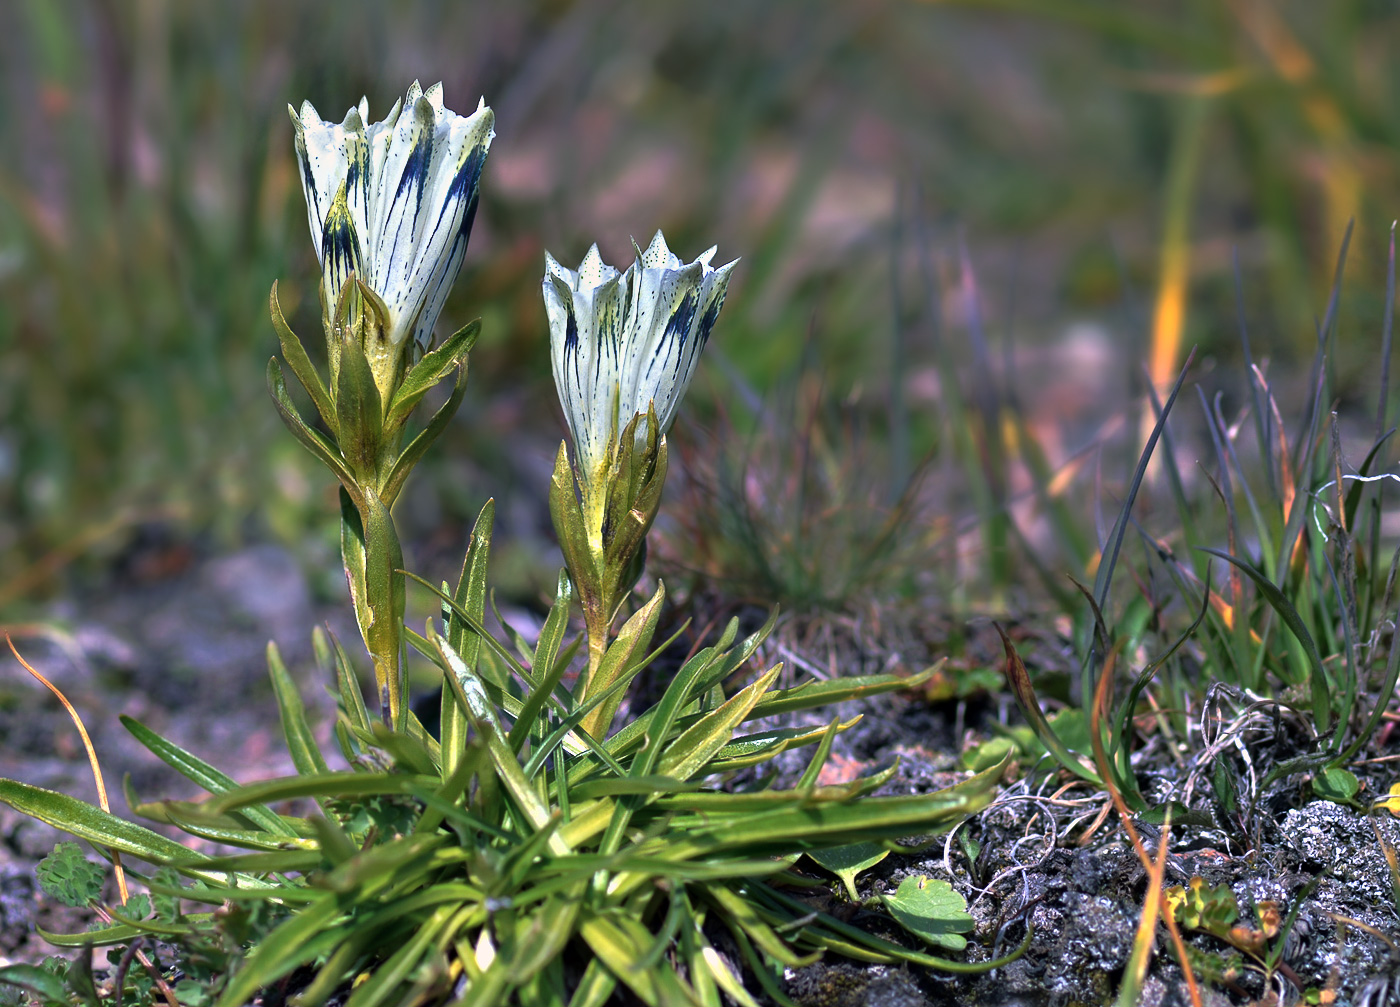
2, 0, 1399, 619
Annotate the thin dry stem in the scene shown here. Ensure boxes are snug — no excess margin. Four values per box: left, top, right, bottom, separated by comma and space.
6, 633, 128, 905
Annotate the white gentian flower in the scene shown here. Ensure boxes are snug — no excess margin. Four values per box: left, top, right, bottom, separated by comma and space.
290, 80, 494, 352
544, 231, 737, 474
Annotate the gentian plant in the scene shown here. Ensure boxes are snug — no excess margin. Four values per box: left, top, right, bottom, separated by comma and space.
545, 233, 736, 738
275, 81, 494, 729
0, 81, 1028, 1007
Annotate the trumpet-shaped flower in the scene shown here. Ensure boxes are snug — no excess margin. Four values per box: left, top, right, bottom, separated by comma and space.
544, 232, 736, 475
290, 81, 494, 352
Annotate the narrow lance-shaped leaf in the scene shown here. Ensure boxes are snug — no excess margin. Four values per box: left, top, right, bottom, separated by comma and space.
0, 780, 241, 886
120, 716, 296, 838
361, 489, 406, 728
267, 642, 331, 777
385, 317, 480, 431
267, 358, 360, 500
380, 358, 469, 506
580, 582, 666, 739
657, 666, 783, 781
997, 625, 1102, 786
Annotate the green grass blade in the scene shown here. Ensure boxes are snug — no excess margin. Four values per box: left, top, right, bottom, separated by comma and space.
1199, 546, 1330, 731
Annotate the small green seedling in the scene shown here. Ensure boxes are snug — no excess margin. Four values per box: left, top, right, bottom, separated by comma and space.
879, 875, 975, 951
1312, 767, 1360, 807
34, 842, 104, 908
808, 842, 889, 900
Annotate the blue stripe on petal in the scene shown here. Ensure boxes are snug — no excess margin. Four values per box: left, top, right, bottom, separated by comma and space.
663, 291, 699, 350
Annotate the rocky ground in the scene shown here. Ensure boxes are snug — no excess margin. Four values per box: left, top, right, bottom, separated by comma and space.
3, 544, 1400, 1006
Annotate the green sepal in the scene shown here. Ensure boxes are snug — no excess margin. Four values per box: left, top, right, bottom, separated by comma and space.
270, 281, 335, 435
267, 357, 359, 502
334, 331, 384, 481
385, 317, 480, 432
600, 418, 666, 606
550, 441, 597, 599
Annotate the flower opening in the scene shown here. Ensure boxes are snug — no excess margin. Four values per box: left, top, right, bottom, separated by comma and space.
290, 81, 494, 352
544, 231, 736, 475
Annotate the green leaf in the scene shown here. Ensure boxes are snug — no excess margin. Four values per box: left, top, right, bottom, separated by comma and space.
0, 780, 241, 885
267, 357, 358, 497
1166, 877, 1238, 938
1199, 547, 1331, 732
808, 843, 889, 902
380, 357, 469, 507
385, 317, 480, 431
202, 771, 440, 817
441, 500, 495, 773
879, 875, 974, 951
151, 870, 185, 925
270, 281, 335, 434
0, 965, 68, 1005
120, 716, 295, 838
579, 913, 698, 1007
508, 571, 577, 755
267, 642, 331, 777
175, 980, 216, 1007
360, 489, 406, 730
341, 488, 373, 659
747, 667, 936, 720
323, 627, 372, 737
995, 626, 1101, 786
35, 842, 104, 907
658, 666, 783, 781
581, 582, 666, 738
35, 921, 149, 948
1314, 767, 1360, 804
958, 736, 1017, 773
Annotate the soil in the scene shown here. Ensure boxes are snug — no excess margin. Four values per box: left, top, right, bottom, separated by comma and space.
3, 545, 1400, 1006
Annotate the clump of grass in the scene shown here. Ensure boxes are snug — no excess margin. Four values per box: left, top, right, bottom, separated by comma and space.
660, 365, 929, 616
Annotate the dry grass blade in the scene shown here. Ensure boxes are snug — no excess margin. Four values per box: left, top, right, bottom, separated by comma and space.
5, 634, 128, 904
1088, 646, 1200, 1006
2, 636, 182, 1007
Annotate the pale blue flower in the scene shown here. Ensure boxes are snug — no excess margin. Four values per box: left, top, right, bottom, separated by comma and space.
544, 232, 736, 472
290, 81, 494, 350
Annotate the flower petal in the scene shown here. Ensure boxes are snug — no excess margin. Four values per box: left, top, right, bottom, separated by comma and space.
290, 100, 350, 261
543, 236, 737, 477
320, 181, 363, 314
